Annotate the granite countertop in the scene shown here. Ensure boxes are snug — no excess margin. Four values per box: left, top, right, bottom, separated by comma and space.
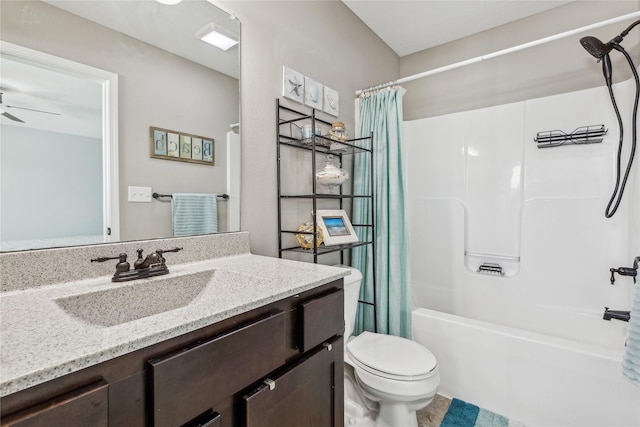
0, 254, 348, 397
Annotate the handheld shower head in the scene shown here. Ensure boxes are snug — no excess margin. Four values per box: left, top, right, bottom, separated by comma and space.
579, 36, 614, 60
579, 19, 640, 219
579, 19, 639, 60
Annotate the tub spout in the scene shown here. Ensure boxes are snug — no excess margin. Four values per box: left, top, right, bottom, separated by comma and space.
603, 307, 630, 322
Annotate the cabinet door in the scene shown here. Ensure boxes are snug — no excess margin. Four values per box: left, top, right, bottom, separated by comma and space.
243, 336, 344, 427
148, 311, 286, 427
0, 380, 108, 427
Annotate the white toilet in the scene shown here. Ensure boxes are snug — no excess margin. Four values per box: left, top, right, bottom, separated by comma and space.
340, 266, 440, 427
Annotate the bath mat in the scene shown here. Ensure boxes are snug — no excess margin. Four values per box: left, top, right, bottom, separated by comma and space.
417, 395, 525, 427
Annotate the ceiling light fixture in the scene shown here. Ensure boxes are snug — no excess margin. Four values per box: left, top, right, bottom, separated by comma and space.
155, 0, 182, 5
196, 23, 238, 51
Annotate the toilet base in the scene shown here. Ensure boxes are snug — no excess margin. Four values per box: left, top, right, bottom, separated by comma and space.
345, 363, 377, 426
376, 402, 419, 427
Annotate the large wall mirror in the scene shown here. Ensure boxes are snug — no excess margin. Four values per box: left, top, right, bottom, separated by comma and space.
0, 0, 240, 252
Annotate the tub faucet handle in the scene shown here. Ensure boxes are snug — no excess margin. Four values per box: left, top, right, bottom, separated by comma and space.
609, 265, 638, 285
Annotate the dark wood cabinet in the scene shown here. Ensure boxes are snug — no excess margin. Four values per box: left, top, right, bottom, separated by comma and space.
244, 335, 343, 427
148, 311, 286, 427
0, 280, 344, 427
1, 380, 108, 427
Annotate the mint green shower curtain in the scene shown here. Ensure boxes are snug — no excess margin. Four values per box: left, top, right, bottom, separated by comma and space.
351, 86, 411, 338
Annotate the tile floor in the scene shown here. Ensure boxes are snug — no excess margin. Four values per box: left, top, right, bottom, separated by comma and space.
416, 394, 453, 427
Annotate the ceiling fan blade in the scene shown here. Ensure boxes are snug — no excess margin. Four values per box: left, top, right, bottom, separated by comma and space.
1, 109, 25, 123
6, 105, 61, 116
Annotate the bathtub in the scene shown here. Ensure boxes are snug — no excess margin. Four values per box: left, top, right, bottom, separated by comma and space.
412, 307, 640, 427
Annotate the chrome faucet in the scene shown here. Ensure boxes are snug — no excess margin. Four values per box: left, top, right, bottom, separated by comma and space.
92, 247, 183, 282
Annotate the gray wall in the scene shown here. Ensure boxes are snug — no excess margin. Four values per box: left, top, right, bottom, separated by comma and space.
400, 1, 640, 120
216, 0, 400, 257
1, 0, 239, 241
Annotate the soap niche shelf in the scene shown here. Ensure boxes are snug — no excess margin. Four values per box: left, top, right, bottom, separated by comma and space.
534, 124, 607, 149
465, 252, 520, 278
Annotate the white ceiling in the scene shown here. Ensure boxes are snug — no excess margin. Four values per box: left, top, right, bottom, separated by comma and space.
0, 56, 103, 138
342, 0, 574, 57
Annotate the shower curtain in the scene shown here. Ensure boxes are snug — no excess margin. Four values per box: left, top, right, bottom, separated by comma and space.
352, 86, 411, 338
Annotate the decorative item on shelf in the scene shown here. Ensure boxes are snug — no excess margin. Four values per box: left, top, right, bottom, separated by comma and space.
295, 222, 324, 249
316, 209, 359, 246
299, 123, 331, 148
315, 154, 349, 190
329, 122, 349, 142
301, 124, 323, 144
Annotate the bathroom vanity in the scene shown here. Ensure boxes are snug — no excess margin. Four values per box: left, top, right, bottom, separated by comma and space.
0, 233, 347, 426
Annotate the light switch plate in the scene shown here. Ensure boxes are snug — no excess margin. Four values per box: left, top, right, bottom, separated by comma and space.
128, 186, 152, 202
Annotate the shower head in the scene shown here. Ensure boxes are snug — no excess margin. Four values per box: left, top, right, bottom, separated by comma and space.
580, 19, 639, 60
579, 36, 615, 60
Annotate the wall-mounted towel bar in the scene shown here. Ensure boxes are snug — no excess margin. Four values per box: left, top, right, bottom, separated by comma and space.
152, 192, 229, 200
534, 124, 607, 148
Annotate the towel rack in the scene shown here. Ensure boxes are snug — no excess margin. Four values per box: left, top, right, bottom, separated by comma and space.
152, 192, 229, 200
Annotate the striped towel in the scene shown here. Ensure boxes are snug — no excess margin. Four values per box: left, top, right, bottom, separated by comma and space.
623, 283, 640, 386
171, 193, 218, 237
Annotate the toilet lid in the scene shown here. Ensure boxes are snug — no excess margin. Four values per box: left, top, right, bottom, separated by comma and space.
347, 332, 437, 380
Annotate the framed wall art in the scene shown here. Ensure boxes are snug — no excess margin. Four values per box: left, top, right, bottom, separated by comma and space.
304, 76, 323, 109
282, 66, 304, 103
323, 86, 339, 116
150, 126, 214, 165
316, 209, 359, 246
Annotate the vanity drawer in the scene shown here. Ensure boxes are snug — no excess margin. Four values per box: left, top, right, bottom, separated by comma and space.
298, 288, 344, 352
1, 379, 108, 427
148, 310, 286, 427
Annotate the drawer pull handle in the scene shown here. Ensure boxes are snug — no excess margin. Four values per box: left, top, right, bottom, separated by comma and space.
323, 342, 333, 351
263, 378, 276, 390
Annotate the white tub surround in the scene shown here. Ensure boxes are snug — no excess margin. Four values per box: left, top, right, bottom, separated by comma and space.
0, 232, 348, 397
405, 76, 640, 426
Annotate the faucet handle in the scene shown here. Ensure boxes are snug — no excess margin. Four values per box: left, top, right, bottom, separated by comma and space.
161, 247, 183, 254
91, 253, 130, 275
134, 249, 146, 269
154, 247, 183, 266
91, 253, 127, 264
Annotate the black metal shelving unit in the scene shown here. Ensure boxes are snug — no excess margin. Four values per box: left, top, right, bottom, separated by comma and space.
276, 99, 377, 331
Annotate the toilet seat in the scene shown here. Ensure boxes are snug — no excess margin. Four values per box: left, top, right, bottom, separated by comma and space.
347, 332, 437, 381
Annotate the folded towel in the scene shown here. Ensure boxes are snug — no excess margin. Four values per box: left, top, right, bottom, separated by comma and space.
623, 283, 640, 386
171, 193, 218, 237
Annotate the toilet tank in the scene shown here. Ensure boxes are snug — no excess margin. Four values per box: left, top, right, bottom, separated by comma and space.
335, 265, 362, 342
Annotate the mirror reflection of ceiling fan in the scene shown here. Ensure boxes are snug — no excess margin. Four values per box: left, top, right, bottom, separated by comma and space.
0, 92, 61, 123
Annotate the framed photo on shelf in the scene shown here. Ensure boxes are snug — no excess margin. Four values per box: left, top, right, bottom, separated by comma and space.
316, 209, 359, 246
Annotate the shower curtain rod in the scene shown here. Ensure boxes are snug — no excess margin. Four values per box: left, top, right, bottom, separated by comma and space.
356, 11, 640, 95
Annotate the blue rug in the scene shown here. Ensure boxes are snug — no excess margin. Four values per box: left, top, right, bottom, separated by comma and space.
440, 398, 522, 427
